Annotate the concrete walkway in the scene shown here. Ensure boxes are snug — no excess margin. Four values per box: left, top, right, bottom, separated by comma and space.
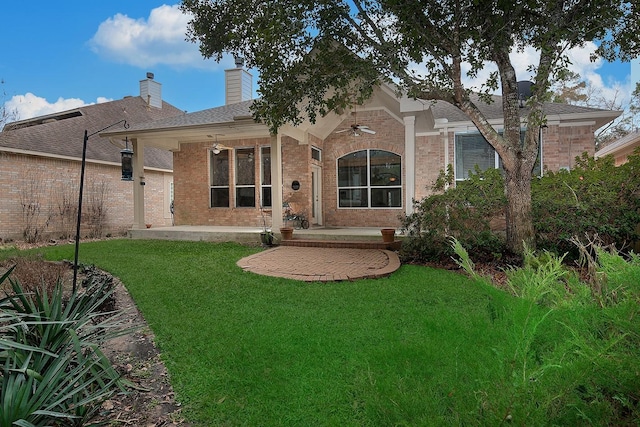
237, 246, 401, 282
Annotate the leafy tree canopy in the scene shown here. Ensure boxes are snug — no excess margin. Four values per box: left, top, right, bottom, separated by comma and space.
182, 0, 638, 133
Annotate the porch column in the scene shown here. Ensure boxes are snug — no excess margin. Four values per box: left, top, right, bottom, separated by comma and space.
270, 132, 283, 230
131, 138, 146, 229
404, 116, 416, 216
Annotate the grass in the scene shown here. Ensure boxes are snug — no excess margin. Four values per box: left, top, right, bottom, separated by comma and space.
3, 239, 638, 425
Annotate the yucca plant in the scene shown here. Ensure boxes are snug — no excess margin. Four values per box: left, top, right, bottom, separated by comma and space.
0, 265, 138, 426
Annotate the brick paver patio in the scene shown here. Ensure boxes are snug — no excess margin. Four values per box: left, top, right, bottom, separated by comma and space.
236, 246, 401, 281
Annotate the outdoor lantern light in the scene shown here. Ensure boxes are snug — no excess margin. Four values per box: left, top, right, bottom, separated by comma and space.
121, 137, 134, 181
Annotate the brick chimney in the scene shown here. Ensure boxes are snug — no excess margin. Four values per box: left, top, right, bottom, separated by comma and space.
224, 57, 252, 105
140, 72, 162, 108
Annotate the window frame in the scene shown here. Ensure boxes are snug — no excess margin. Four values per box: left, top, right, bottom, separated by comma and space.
337, 149, 403, 209
260, 145, 272, 208
235, 147, 256, 208
454, 129, 542, 181
209, 148, 230, 208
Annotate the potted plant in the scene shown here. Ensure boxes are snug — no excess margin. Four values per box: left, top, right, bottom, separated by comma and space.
260, 230, 274, 246
279, 226, 294, 240
381, 228, 396, 243
259, 205, 275, 246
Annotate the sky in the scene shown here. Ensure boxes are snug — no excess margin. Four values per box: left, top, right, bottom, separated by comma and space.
1, 2, 638, 124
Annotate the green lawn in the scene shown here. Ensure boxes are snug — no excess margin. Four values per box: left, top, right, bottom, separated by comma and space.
6, 239, 638, 426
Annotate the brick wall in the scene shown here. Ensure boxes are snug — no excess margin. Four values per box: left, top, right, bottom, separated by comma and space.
542, 124, 595, 171
173, 138, 273, 227
414, 133, 447, 201
169, 116, 598, 231
0, 151, 171, 241
322, 110, 405, 228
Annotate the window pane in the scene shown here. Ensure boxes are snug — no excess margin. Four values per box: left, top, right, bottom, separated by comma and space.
211, 188, 229, 208
339, 188, 368, 207
236, 148, 255, 185
211, 150, 229, 186
236, 187, 255, 207
455, 134, 495, 179
371, 188, 402, 207
261, 147, 271, 185
338, 150, 368, 187
370, 150, 401, 186
262, 187, 272, 208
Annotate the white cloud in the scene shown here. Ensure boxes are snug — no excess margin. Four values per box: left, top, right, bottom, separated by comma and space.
5, 93, 111, 121
443, 42, 630, 108
89, 4, 218, 69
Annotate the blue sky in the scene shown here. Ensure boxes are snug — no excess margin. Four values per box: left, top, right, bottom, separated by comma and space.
1, 2, 637, 123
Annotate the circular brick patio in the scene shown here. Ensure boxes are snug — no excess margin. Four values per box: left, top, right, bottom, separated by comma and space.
237, 246, 401, 282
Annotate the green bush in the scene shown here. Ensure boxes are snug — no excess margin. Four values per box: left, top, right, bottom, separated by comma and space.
402, 150, 640, 263
0, 266, 135, 426
532, 151, 640, 256
400, 165, 507, 262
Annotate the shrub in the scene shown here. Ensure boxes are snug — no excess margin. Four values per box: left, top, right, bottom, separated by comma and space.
402, 151, 640, 264
532, 151, 640, 256
0, 265, 136, 426
400, 165, 507, 262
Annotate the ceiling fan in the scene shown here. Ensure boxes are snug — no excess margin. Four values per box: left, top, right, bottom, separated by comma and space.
335, 123, 376, 136
335, 106, 376, 136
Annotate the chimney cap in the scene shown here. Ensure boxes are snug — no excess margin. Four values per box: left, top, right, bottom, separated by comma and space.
234, 56, 244, 68
146, 72, 155, 80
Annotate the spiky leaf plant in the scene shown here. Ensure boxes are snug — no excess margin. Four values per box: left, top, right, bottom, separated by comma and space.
0, 265, 137, 426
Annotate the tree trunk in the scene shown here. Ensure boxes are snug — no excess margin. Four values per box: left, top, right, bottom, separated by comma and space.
504, 167, 535, 255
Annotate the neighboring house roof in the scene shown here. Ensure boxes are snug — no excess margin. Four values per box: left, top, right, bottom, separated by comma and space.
0, 96, 185, 170
595, 130, 640, 163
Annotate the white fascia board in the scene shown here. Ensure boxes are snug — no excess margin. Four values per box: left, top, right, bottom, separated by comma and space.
558, 120, 596, 127
0, 146, 171, 172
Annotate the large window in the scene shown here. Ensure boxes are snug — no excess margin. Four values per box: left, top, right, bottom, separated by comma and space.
236, 148, 255, 207
338, 149, 402, 208
455, 131, 541, 180
260, 146, 272, 207
210, 149, 229, 207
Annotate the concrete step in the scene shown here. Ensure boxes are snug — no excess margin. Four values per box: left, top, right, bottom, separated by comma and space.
279, 238, 401, 250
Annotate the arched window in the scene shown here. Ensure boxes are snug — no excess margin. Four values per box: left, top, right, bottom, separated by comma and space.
337, 149, 402, 208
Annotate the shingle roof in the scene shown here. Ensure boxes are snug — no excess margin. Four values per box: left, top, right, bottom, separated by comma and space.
109, 90, 618, 138
123, 100, 254, 132
431, 94, 616, 123
0, 96, 185, 169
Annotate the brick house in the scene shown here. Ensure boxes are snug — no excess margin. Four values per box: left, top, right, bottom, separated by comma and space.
103, 67, 620, 232
0, 74, 185, 241
595, 130, 640, 165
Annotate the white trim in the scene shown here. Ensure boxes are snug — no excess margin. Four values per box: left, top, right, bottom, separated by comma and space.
558, 121, 596, 127
0, 146, 172, 172
403, 116, 416, 216
336, 149, 403, 209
